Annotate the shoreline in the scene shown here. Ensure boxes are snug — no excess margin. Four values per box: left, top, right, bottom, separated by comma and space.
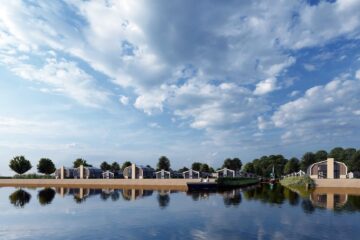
0, 179, 210, 191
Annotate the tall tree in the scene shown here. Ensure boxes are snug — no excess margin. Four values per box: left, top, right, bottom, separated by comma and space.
111, 162, 120, 172
284, 157, 300, 174
9, 156, 32, 175
349, 150, 360, 172
121, 161, 132, 170
200, 163, 210, 173
100, 161, 111, 171
314, 150, 328, 162
300, 152, 316, 172
191, 162, 202, 171
37, 158, 56, 175
73, 158, 92, 168
157, 156, 171, 171
344, 148, 356, 166
222, 158, 242, 171
178, 166, 189, 173
243, 162, 255, 173
329, 147, 345, 162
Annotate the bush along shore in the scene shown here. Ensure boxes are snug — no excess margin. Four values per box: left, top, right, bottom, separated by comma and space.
280, 176, 315, 197
216, 177, 260, 188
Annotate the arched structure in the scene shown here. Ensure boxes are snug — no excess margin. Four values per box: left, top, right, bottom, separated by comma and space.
123, 164, 155, 179
182, 169, 200, 179
308, 158, 347, 179
155, 169, 171, 179
216, 168, 235, 178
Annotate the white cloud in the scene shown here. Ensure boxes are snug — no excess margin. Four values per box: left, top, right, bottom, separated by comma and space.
272, 71, 360, 142
254, 78, 279, 95
119, 95, 129, 105
303, 64, 316, 71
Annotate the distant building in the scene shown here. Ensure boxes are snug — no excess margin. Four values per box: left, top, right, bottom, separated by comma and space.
182, 169, 200, 179
155, 169, 171, 179
123, 164, 155, 179
216, 168, 235, 178
307, 158, 347, 179
55, 165, 102, 179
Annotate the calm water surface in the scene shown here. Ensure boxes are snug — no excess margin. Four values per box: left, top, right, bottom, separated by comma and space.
0, 184, 359, 240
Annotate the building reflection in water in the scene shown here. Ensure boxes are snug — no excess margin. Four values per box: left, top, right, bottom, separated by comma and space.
310, 192, 348, 210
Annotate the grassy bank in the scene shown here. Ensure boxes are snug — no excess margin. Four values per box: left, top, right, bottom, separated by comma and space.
216, 177, 259, 187
280, 176, 314, 197
13, 174, 55, 179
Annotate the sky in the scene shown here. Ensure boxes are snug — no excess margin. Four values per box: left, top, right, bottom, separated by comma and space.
1, 0, 360, 175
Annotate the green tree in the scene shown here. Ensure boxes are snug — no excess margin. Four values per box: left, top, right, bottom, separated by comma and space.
157, 156, 171, 171
329, 147, 345, 162
191, 162, 202, 171
9, 156, 32, 175
222, 158, 242, 171
73, 158, 92, 168
344, 148, 356, 166
200, 163, 210, 173
300, 152, 316, 171
111, 162, 120, 172
349, 150, 360, 172
178, 166, 189, 173
37, 158, 56, 175
243, 162, 255, 173
121, 161, 132, 170
100, 161, 111, 171
284, 157, 300, 174
314, 150, 328, 162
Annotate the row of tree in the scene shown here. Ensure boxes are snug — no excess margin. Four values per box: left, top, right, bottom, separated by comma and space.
242, 147, 360, 177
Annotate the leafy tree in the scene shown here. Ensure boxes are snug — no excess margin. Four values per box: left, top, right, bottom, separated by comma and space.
222, 158, 242, 171
121, 161, 132, 170
349, 150, 360, 172
243, 162, 255, 173
73, 158, 92, 168
314, 150, 328, 162
300, 152, 316, 171
209, 167, 215, 173
111, 162, 120, 172
191, 162, 202, 171
157, 156, 171, 171
284, 157, 300, 174
200, 163, 210, 173
100, 161, 111, 171
329, 147, 345, 162
344, 148, 356, 166
9, 156, 32, 175
178, 166, 189, 173
37, 158, 56, 175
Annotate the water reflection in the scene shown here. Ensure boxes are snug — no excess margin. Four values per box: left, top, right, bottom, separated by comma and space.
157, 190, 170, 209
9, 189, 31, 208
6, 185, 360, 213
38, 188, 55, 206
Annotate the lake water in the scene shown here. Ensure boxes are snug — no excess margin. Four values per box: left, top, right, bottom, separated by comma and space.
0, 184, 359, 240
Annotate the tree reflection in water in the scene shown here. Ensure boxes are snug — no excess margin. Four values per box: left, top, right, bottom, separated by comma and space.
157, 191, 170, 209
38, 188, 56, 206
220, 189, 242, 207
9, 189, 31, 208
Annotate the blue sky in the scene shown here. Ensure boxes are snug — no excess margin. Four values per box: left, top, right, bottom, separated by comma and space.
1, 0, 360, 175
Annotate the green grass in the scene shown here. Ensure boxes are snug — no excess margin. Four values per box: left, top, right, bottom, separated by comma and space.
216, 177, 259, 187
12, 174, 55, 179
280, 176, 314, 197
0, 176, 12, 179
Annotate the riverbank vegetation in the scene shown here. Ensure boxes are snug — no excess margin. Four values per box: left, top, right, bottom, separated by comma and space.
217, 177, 259, 187
242, 147, 360, 178
280, 176, 315, 197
